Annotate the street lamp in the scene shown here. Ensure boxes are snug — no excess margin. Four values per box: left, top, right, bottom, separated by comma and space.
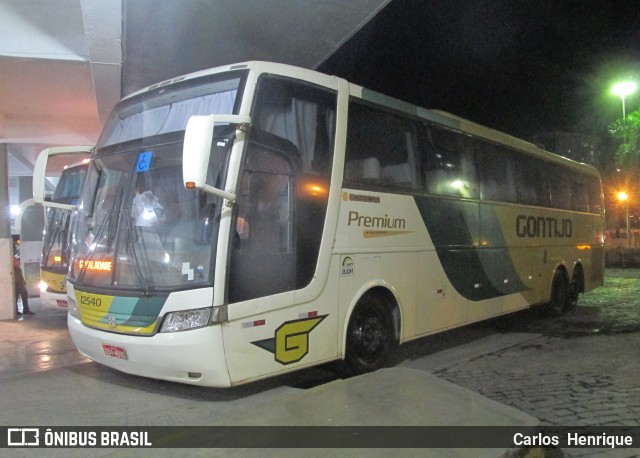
611, 81, 637, 119
617, 191, 630, 248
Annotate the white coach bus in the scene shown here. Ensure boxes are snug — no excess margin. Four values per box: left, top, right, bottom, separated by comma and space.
34, 62, 604, 387
37, 149, 91, 308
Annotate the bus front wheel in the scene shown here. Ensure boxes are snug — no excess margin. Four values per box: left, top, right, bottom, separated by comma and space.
344, 295, 397, 375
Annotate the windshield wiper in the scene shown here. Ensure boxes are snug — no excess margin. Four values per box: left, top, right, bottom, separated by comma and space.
42, 213, 61, 265
77, 190, 123, 285
121, 201, 155, 295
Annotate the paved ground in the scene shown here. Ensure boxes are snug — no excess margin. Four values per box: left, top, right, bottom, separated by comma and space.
0, 300, 538, 458
404, 307, 640, 428
1, 269, 639, 457
395, 269, 640, 457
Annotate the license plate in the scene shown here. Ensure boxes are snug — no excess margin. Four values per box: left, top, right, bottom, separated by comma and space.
102, 344, 128, 360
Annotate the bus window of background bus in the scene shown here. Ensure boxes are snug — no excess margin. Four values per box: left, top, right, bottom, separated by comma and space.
422, 125, 478, 199
52, 165, 87, 203
228, 76, 336, 303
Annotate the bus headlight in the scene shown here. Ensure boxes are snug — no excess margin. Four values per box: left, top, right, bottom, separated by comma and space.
68, 295, 79, 318
38, 281, 49, 293
160, 308, 211, 332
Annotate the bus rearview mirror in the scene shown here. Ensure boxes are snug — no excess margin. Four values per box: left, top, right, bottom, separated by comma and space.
182, 114, 250, 202
33, 146, 93, 210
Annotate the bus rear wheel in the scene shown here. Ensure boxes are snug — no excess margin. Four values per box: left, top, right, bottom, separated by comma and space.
567, 267, 583, 311
345, 295, 397, 375
547, 270, 570, 316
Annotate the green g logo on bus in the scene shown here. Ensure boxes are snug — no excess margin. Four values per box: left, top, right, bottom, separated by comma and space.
252, 315, 327, 365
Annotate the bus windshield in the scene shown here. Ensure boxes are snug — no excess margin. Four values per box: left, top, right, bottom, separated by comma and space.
42, 163, 88, 275
70, 71, 246, 292
97, 72, 245, 148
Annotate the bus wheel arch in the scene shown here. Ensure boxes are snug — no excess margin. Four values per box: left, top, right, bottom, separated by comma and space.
546, 267, 570, 316
343, 287, 400, 375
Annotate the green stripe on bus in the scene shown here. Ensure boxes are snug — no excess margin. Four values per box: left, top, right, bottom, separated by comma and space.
414, 196, 529, 301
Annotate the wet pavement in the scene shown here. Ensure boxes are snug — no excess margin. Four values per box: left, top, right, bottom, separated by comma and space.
1, 269, 639, 457
0, 301, 90, 380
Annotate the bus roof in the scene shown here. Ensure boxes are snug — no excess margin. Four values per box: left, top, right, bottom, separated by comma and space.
122, 61, 599, 178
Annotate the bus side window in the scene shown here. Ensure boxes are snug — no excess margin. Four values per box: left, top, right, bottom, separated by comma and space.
571, 175, 589, 213
230, 76, 335, 302
587, 176, 603, 214
228, 134, 296, 302
516, 156, 549, 207
251, 75, 336, 177
549, 166, 572, 210
423, 125, 477, 199
475, 141, 517, 203
345, 101, 420, 191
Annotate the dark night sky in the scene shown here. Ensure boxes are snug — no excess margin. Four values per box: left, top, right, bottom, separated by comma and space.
319, 0, 640, 143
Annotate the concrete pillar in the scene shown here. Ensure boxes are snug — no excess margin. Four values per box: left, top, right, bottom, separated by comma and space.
0, 144, 16, 320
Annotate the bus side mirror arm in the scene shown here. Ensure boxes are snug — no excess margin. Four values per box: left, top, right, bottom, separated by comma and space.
199, 184, 237, 202
182, 114, 251, 203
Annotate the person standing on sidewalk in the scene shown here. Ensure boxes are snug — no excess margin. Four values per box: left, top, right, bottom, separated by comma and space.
13, 256, 34, 316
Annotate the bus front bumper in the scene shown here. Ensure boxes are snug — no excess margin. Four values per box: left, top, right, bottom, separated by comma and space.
40, 290, 69, 310
68, 315, 232, 387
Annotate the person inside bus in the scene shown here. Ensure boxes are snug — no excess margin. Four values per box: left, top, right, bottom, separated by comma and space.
131, 178, 165, 227
14, 256, 34, 316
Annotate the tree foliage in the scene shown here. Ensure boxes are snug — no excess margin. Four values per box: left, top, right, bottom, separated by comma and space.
609, 110, 640, 172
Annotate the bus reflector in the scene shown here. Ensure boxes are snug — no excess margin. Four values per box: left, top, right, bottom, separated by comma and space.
242, 319, 265, 328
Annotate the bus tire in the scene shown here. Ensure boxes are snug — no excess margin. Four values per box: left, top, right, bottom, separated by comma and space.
567, 266, 583, 311
547, 270, 569, 316
344, 294, 397, 375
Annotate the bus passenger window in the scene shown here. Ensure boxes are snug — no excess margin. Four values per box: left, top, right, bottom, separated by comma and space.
587, 177, 603, 214
516, 157, 549, 207
345, 102, 419, 191
571, 176, 589, 212
423, 125, 477, 199
549, 166, 572, 210
474, 142, 517, 203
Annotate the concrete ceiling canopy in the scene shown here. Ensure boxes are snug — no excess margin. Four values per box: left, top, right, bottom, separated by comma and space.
0, 0, 388, 183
